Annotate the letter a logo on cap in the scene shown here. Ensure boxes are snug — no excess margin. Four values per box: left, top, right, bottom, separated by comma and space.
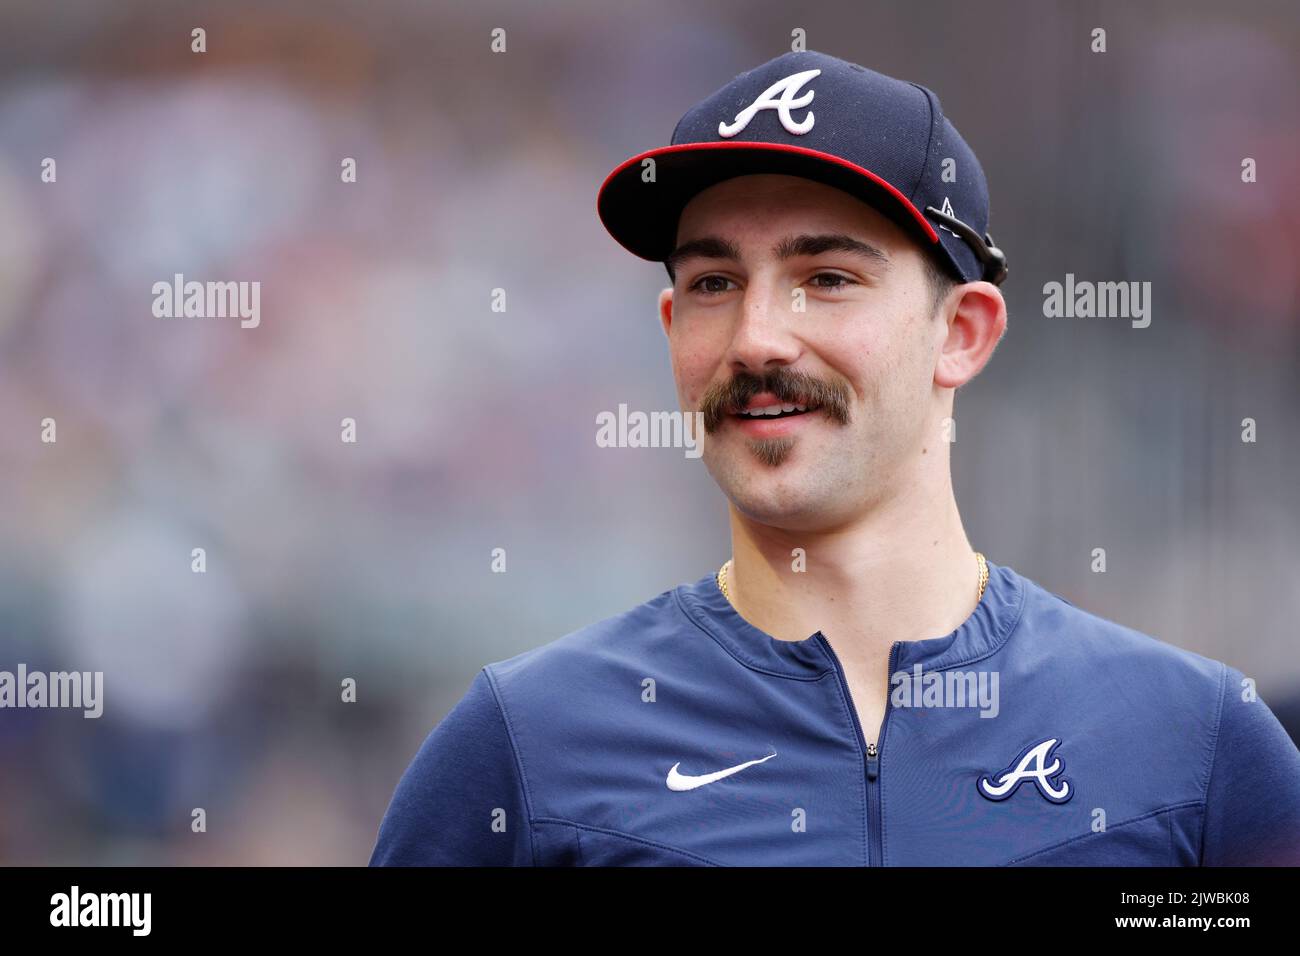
937, 197, 960, 238
718, 68, 821, 138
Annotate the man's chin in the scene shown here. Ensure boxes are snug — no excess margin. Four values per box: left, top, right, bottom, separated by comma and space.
704, 446, 834, 527
702, 435, 802, 483
724, 486, 829, 531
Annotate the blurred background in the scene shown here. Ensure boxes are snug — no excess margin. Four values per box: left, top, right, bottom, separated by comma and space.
0, 0, 1296, 864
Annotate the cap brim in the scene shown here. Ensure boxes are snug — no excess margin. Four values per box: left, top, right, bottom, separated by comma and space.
597, 140, 941, 263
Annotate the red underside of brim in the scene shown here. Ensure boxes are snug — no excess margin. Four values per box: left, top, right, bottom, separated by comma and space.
596, 140, 940, 261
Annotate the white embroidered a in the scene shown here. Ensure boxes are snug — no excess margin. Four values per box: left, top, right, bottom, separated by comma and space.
718, 69, 821, 137
978, 738, 1072, 803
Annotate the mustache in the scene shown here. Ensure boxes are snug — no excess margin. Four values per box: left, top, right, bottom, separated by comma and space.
699, 368, 853, 433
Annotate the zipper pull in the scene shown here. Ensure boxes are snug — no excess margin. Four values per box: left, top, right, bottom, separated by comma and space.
866, 742, 879, 780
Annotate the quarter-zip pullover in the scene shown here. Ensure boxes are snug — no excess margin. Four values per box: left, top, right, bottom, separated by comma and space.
370, 559, 1300, 866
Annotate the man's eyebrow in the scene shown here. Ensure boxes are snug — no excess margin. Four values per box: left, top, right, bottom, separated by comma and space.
665, 233, 891, 278
665, 236, 743, 277
774, 233, 892, 268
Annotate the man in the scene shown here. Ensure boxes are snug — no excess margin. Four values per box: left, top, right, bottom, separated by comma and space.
370, 49, 1300, 865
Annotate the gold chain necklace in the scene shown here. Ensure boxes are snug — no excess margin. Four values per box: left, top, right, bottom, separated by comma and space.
717, 551, 988, 606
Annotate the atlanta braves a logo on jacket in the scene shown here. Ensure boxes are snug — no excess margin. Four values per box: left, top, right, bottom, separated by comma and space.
978, 737, 1073, 803
718, 68, 821, 138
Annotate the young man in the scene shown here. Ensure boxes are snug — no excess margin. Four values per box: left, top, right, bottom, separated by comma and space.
370, 50, 1300, 866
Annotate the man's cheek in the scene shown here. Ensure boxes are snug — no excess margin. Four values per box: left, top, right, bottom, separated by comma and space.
678, 363, 712, 409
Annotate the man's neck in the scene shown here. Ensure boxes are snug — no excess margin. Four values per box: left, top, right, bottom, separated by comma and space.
724, 472, 980, 656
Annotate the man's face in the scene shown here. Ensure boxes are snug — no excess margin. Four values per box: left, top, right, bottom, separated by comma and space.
659, 173, 952, 532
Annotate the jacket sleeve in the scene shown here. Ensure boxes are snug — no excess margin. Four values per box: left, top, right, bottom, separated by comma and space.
1200, 665, 1300, 865
369, 667, 534, 866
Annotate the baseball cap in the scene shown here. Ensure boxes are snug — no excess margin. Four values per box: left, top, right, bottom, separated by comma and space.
596, 49, 1007, 286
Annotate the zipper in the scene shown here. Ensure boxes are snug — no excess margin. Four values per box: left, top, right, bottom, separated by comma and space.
869, 641, 898, 867
816, 633, 899, 867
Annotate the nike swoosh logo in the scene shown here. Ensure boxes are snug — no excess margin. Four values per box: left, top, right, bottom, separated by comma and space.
666, 751, 777, 791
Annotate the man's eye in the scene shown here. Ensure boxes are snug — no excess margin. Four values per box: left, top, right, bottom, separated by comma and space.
687, 275, 736, 295
808, 273, 857, 291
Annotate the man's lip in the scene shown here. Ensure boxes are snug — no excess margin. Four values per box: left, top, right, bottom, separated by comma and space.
729, 406, 821, 437
732, 392, 819, 414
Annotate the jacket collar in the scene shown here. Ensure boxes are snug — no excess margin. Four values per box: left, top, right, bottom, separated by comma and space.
674, 558, 1026, 679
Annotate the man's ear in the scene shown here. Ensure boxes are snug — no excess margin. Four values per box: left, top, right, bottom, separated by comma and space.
658, 286, 674, 338
933, 282, 1007, 389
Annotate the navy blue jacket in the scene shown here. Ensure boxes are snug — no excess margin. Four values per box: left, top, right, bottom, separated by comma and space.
370, 560, 1300, 865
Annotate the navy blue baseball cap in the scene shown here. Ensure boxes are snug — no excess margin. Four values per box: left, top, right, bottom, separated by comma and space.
597, 50, 1007, 285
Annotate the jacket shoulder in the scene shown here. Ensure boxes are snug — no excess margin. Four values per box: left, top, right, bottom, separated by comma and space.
1012, 569, 1226, 686
485, 583, 688, 693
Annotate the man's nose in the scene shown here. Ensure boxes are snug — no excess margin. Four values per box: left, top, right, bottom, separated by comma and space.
725, 277, 802, 372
